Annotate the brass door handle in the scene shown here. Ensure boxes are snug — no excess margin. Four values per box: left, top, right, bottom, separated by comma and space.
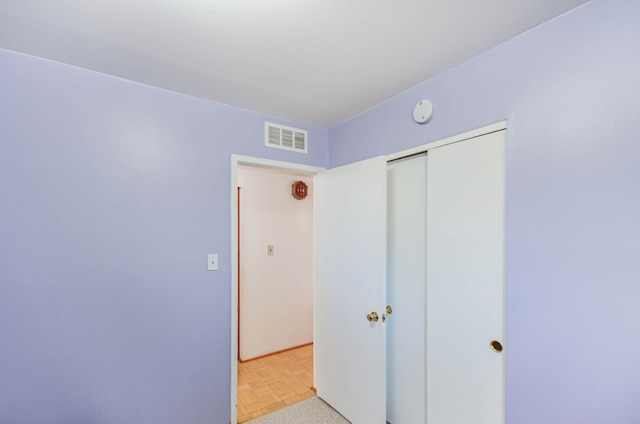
381, 306, 393, 322
367, 311, 379, 322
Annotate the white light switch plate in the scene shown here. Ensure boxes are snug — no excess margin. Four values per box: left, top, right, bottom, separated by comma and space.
208, 254, 218, 271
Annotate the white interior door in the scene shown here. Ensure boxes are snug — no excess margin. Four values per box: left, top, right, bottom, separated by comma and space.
426, 130, 506, 423
314, 156, 387, 424
386, 155, 427, 424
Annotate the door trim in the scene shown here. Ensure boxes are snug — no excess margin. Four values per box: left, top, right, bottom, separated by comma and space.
230, 155, 324, 424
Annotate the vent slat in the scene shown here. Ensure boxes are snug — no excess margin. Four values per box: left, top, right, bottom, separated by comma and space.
268, 127, 281, 145
264, 122, 308, 153
282, 129, 294, 147
294, 132, 306, 150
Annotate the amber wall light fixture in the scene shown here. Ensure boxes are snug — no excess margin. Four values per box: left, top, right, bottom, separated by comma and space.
292, 180, 308, 200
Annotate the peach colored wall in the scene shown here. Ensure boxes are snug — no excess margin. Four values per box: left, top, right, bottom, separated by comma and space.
238, 167, 314, 360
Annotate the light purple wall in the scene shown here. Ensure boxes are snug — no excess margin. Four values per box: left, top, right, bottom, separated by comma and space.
2, 0, 639, 422
0, 49, 327, 424
330, 0, 640, 422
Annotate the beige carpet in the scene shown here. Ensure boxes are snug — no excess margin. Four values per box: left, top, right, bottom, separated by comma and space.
246, 396, 350, 424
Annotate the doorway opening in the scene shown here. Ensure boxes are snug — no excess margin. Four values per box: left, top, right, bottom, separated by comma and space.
236, 165, 315, 422
230, 155, 324, 424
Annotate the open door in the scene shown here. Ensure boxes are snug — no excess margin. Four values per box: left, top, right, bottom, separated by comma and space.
314, 156, 387, 424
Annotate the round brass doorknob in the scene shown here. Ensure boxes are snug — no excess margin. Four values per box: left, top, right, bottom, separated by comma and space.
367, 312, 379, 322
490, 340, 504, 353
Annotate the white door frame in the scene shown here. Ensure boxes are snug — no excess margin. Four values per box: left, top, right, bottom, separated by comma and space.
230, 154, 324, 424
228, 120, 507, 423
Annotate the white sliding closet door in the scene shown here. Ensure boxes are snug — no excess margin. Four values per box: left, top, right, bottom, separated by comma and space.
386, 155, 427, 424
426, 131, 506, 424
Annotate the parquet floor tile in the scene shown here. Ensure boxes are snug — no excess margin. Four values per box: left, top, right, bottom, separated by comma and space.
237, 344, 314, 423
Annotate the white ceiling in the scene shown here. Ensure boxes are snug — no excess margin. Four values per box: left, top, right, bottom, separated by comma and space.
0, 0, 589, 128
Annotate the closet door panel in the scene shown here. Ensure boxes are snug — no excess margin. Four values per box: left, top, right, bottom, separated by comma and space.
426, 131, 506, 424
386, 155, 427, 424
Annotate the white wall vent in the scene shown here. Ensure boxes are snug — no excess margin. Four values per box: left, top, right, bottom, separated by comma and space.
265, 122, 308, 153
